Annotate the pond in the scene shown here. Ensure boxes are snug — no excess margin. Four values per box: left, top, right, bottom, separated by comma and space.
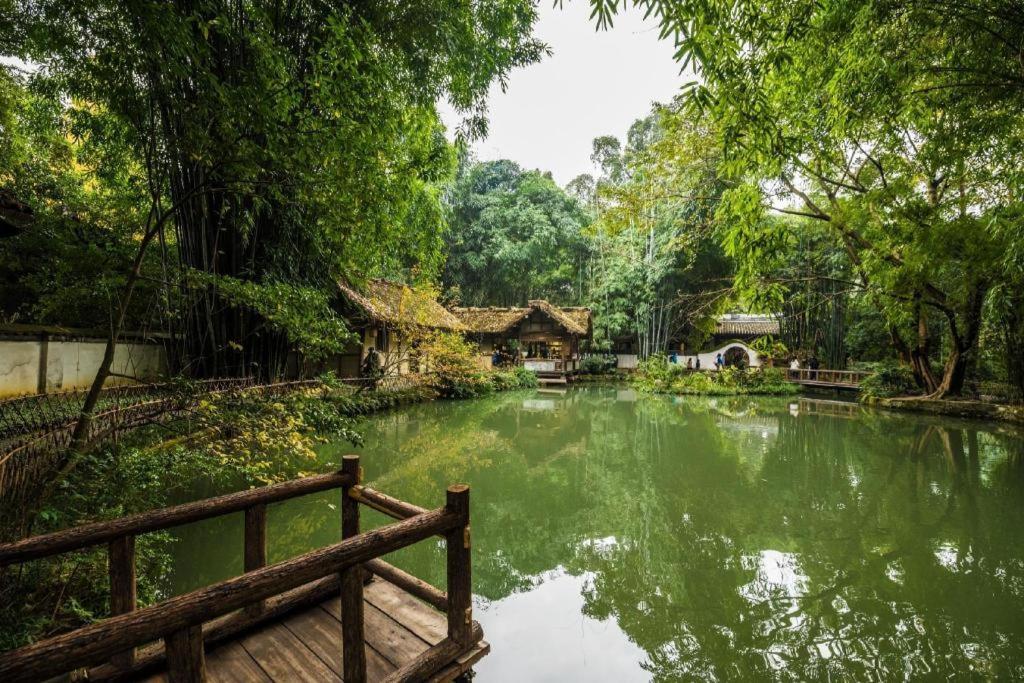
168, 387, 1024, 680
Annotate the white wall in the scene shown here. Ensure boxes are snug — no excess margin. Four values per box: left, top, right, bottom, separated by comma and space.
615, 354, 639, 370
616, 342, 761, 371
0, 337, 167, 398
679, 342, 761, 369
0, 340, 42, 396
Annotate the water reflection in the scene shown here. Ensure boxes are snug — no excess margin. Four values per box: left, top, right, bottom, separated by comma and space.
168, 389, 1024, 680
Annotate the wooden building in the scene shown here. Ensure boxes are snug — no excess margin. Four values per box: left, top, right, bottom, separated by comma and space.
452, 300, 592, 377
329, 279, 466, 378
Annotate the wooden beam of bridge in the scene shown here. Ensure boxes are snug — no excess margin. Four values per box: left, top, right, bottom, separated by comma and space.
785, 368, 871, 390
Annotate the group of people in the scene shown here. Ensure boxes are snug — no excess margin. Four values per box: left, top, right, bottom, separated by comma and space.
669, 352, 730, 371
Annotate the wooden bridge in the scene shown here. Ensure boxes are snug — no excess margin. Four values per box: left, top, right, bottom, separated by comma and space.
0, 456, 486, 682
786, 368, 871, 391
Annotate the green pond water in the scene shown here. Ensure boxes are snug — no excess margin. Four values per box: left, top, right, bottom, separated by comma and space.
168, 387, 1024, 680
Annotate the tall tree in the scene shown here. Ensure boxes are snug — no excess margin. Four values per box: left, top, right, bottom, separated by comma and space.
442, 159, 592, 306
587, 104, 732, 357
589, 0, 1024, 396
3, 0, 546, 377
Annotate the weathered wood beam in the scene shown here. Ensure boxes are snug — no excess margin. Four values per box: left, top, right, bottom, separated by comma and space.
0, 472, 353, 565
108, 535, 137, 669
381, 624, 484, 683
164, 625, 204, 683
349, 484, 429, 521
89, 576, 341, 682
445, 485, 472, 647
365, 559, 448, 612
243, 503, 267, 618
340, 455, 367, 683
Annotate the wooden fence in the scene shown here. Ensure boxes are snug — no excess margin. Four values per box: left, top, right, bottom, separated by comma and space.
0, 455, 475, 683
0, 379, 323, 518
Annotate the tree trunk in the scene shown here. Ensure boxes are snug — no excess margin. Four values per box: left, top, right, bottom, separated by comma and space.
68, 222, 162, 453
1002, 290, 1024, 397
929, 281, 987, 399
932, 345, 967, 398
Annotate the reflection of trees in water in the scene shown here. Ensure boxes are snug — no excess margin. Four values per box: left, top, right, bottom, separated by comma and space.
576, 402, 1024, 679
252, 390, 1024, 679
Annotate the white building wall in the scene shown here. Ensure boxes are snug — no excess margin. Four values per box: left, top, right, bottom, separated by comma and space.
0, 340, 43, 396
0, 337, 167, 398
679, 342, 762, 369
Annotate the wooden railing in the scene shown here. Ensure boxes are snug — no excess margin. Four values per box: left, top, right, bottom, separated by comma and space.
785, 368, 872, 387
0, 456, 475, 683
521, 358, 575, 373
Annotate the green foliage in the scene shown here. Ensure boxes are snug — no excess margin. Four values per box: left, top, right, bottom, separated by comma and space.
860, 364, 920, 400
0, 69, 160, 328
750, 335, 788, 360
185, 271, 353, 361
585, 105, 733, 355
417, 331, 536, 398
2, 0, 546, 375
442, 159, 592, 306
579, 354, 618, 375
634, 355, 796, 395
0, 444, 201, 648
589, 0, 1024, 397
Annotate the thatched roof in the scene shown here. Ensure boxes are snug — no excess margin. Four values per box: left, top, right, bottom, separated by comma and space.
527, 300, 589, 336
448, 307, 531, 334
453, 300, 591, 337
562, 308, 593, 335
338, 279, 466, 331
715, 314, 779, 337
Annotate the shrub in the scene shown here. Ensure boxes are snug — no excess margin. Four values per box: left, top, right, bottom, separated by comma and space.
634, 361, 797, 396
490, 366, 539, 391
860, 364, 920, 399
579, 354, 617, 375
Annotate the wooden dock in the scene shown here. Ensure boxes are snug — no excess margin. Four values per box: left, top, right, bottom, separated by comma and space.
137, 578, 488, 683
0, 456, 486, 683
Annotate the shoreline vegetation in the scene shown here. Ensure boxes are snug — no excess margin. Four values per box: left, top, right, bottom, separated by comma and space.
858, 363, 1024, 424
865, 396, 1024, 425
632, 355, 798, 396
0, 364, 536, 650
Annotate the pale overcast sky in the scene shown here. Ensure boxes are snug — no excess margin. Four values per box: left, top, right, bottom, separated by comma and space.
438, 2, 688, 187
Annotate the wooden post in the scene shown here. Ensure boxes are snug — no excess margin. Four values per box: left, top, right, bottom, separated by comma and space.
165, 625, 204, 683
243, 504, 267, 618
340, 455, 366, 683
445, 484, 472, 647
108, 536, 136, 668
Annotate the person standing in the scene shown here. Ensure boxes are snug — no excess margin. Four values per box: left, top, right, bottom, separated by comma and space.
361, 347, 382, 389
716, 353, 724, 370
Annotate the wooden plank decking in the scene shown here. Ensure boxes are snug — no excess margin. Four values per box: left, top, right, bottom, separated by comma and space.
136, 578, 488, 683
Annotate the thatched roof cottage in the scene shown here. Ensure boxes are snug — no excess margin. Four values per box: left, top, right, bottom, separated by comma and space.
331, 279, 465, 377
452, 300, 592, 373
